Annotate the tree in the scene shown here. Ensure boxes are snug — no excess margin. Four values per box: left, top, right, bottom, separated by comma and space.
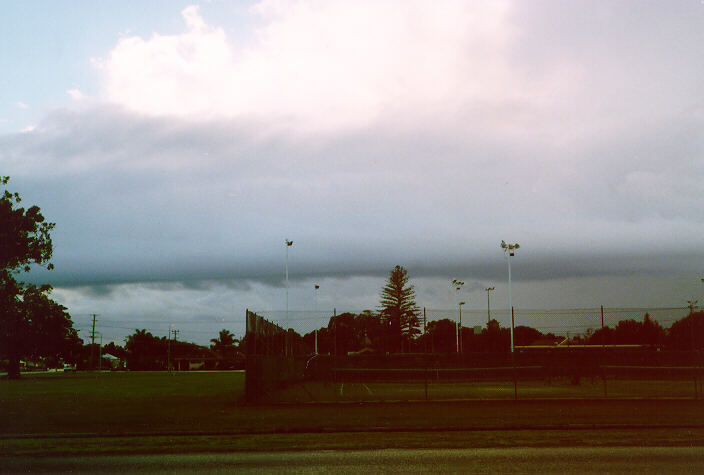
210, 329, 240, 368
667, 311, 704, 351
423, 318, 457, 353
103, 341, 128, 360
125, 329, 165, 370
378, 265, 421, 353
210, 329, 238, 352
0, 177, 54, 273
585, 313, 666, 346
1, 176, 76, 379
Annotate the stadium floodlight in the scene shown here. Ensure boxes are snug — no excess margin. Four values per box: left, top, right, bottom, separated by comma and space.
485, 287, 495, 324
501, 241, 520, 353
285, 239, 293, 355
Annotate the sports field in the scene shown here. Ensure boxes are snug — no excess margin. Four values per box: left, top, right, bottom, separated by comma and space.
3, 370, 704, 457
269, 378, 701, 403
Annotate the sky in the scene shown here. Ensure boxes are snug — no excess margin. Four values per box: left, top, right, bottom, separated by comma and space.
1, 0, 703, 345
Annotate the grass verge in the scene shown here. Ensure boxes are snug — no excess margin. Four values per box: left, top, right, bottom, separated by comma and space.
3, 428, 704, 457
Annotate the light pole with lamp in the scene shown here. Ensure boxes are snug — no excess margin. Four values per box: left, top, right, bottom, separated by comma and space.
452, 279, 464, 353
314, 284, 319, 354
501, 241, 520, 353
285, 239, 293, 355
485, 286, 495, 325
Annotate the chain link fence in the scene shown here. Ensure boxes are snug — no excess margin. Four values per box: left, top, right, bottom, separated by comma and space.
245, 306, 704, 403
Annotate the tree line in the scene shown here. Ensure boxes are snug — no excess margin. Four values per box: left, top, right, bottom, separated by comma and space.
1, 177, 246, 376
299, 265, 704, 356
300, 309, 704, 356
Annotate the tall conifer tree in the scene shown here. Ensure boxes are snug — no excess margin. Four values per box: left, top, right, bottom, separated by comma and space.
378, 265, 421, 352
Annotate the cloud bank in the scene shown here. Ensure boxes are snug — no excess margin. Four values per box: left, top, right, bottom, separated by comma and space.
1, 1, 703, 343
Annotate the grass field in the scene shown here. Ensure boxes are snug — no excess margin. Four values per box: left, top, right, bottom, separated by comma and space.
265, 377, 701, 403
3, 370, 704, 456
0, 371, 245, 436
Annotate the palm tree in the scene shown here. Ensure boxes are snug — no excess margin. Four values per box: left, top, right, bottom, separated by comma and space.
210, 329, 238, 353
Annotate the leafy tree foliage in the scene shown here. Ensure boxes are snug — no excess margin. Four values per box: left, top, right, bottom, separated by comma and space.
378, 265, 421, 353
301, 310, 384, 356
125, 329, 164, 370
585, 313, 666, 346
1, 177, 77, 378
102, 341, 128, 360
125, 329, 210, 370
211, 329, 238, 351
19, 285, 82, 360
210, 329, 242, 368
422, 318, 457, 353
667, 311, 704, 350
301, 309, 704, 358
0, 177, 54, 273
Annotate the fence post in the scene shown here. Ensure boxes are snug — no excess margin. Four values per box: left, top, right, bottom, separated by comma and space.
423, 307, 427, 354
691, 316, 698, 400
601, 306, 607, 397
512, 307, 517, 400
424, 357, 429, 401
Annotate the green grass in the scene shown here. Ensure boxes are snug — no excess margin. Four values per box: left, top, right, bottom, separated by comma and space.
266, 377, 701, 403
3, 370, 704, 457
0, 371, 245, 435
4, 428, 704, 458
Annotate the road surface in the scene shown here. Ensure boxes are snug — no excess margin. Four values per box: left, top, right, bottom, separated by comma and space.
4, 446, 704, 473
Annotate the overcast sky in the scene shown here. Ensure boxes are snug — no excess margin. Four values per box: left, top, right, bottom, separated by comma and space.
1, 1, 703, 344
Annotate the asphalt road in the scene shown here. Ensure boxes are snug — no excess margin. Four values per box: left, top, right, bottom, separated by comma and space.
4, 447, 704, 473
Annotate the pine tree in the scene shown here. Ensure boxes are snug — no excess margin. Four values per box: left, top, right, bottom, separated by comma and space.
378, 265, 421, 353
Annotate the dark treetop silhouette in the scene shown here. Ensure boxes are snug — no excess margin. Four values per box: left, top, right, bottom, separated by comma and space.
0, 176, 80, 378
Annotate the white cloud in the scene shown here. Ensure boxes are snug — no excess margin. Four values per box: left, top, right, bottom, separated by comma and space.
93, 0, 704, 146
96, 1, 576, 137
66, 88, 85, 100
16, 101, 29, 109
4, 0, 703, 314
19, 125, 36, 133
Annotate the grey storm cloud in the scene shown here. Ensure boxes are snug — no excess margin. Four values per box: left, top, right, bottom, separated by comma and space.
2, 100, 701, 291
2, 0, 703, 346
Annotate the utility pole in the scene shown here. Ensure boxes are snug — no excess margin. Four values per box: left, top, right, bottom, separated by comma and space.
689, 299, 699, 315
90, 314, 98, 370
687, 299, 699, 398
485, 287, 495, 324
423, 307, 427, 354
167, 325, 173, 373
172, 329, 179, 371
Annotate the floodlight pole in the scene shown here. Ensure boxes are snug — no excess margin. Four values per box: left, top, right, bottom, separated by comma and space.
452, 279, 464, 354
458, 301, 465, 354
501, 241, 520, 353
314, 284, 319, 354
485, 287, 495, 324
508, 252, 512, 352
285, 239, 293, 355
